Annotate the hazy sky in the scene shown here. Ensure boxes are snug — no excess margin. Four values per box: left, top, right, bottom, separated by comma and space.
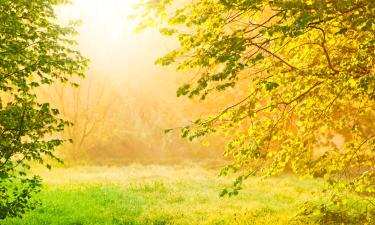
57, 0, 175, 82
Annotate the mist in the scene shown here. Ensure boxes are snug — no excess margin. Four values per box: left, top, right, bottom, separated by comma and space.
49, 0, 224, 164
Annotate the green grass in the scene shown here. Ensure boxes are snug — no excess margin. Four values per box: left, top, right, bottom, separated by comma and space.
0, 163, 345, 225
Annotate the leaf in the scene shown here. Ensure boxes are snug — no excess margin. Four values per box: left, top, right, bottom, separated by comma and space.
264, 82, 279, 91
164, 128, 173, 134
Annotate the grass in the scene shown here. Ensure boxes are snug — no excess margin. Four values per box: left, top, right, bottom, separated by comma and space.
0, 163, 353, 225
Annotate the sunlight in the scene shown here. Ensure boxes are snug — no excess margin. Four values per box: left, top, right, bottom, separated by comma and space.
2, 0, 374, 223
54, 0, 169, 80
57, 0, 138, 44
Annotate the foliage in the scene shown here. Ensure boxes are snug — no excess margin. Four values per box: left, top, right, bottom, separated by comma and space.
296, 191, 375, 224
137, 0, 375, 200
0, 0, 87, 219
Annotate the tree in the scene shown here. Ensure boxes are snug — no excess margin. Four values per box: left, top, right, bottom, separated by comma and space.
42, 73, 116, 162
138, 0, 374, 205
0, 0, 87, 219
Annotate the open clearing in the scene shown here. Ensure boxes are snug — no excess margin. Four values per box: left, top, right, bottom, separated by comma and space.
2, 163, 330, 225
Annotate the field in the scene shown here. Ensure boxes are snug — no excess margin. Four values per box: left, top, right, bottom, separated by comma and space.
1, 163, 360, 225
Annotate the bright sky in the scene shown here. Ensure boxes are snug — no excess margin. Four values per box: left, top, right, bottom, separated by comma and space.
57, 0, 138, 44
56, 0, 174, 81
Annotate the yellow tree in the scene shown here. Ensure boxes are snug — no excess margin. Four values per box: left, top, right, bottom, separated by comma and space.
138, 0, 374, 219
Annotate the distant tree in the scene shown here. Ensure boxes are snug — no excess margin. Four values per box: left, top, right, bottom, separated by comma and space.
0, 0, 87, 219
138, 0, 374, 201
46, 74, 116, 162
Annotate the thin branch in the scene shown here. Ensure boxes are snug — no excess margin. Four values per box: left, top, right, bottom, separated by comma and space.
252, 43, 298, 70
308, 25, 339, 74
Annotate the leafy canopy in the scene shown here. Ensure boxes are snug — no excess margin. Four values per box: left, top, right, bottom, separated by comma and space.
0, 0, 87, 219
138, 0, 374, 197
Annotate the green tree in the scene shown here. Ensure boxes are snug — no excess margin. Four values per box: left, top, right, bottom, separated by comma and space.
0, 0, 87, 219
138, 0, 374, 201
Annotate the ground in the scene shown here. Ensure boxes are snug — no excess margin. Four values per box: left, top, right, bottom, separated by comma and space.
0, 163, 353, 225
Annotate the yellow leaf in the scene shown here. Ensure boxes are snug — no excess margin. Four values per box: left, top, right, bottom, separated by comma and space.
202, 140, 210, 147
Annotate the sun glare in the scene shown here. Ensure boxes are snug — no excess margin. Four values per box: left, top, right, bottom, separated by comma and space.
55, 0, 165, 78
57, 0, 138, 44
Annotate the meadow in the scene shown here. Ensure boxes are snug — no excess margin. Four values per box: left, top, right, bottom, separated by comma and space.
0, 163, 346, 225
